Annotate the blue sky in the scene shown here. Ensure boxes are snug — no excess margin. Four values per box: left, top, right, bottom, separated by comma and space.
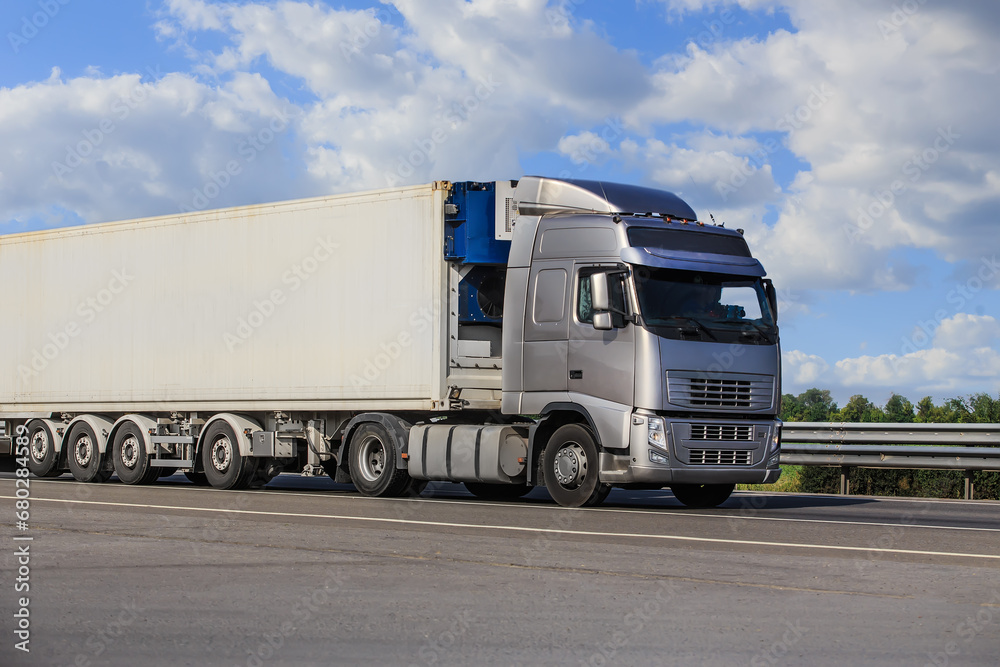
2, 0, 999, 407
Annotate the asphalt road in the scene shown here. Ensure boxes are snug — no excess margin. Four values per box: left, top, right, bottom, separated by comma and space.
1, 471, 999, 666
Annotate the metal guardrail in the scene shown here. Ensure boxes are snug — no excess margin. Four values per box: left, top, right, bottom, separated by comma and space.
779, 422, 1000, 499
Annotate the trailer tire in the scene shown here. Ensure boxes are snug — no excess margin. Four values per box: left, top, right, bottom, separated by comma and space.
670, 483, 735, 508
67, 422, 110, 483
201, 421, 258, 490
348, 422, 410, 497
464, 482, 531, 501
26, 420, 61, 478
113, 422, 160, 485
542, 424, 610, 508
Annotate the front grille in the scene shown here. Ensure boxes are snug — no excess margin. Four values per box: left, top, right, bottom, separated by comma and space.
690, 424, 753, 441
689, 449, 753, 465
666, 371, 774, 411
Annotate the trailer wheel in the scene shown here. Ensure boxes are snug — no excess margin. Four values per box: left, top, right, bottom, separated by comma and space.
201, 421, 258, 490
26, 420, 61, 478
348, 422, 410, 497
67, 423, 111, 483
670, 483, 735, 508
113, 422, 160, 485
464, 482, 531, 501
542, 424, 611, 508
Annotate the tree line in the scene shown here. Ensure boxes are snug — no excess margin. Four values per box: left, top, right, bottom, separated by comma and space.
780, 389, 1000, 424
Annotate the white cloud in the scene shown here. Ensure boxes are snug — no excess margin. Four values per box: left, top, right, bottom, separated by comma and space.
933, 314, 1000, 350
0, 68, 310, 230
783, 350, 829, 385
634, 0, 1000, 292
783, 312, 1000, 402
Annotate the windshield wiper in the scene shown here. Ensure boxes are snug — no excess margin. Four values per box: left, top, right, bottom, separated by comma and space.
664, 316, 718, 342
734, 320, 775, 344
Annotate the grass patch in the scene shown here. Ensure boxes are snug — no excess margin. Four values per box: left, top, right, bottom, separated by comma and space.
737, 465, 802, 493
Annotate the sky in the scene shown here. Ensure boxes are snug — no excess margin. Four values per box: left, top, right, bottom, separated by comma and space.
2, 0, 998, 408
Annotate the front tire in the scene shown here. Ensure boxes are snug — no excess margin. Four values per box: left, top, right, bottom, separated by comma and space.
670, 483, 735, 508
201, 421, 258, 490
26, 420, 61, 478
348, 423, 410, 497
542, 424, 611, 508
113, 422, 159, 485
67, 423, 111, 483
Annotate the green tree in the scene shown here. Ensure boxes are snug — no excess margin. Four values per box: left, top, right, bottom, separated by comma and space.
884, 393, 915, 423
780, 388, 837, 422
836, 394, 876, 422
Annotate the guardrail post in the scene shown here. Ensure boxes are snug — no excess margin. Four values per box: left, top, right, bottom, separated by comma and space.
840, 466, 851, 495
963, 470, 973, 500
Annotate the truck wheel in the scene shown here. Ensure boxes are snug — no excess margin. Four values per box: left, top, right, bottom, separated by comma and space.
26, 420, 61, 478
464, 482, 531, 501
670, 483, 735, 508
543, 424, 611, 508
67, 423, 110, 483
184, 471, 210, 486
113, 422, 159, 485
201, 421, 258, 490
348, 422, 410, 497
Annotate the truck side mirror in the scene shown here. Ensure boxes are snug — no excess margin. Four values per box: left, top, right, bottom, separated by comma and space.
591, 272, 610, 311
763, 279, 778, 323
593, 312, 613, 331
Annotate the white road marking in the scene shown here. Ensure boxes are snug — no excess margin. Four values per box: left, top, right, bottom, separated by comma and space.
4, 476, 1000, 534
8, 494, 1000, 561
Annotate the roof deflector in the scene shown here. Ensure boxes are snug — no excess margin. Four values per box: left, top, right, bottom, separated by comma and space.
514, 176, 697, 221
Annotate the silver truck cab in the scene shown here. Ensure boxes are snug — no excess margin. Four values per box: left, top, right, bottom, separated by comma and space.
502, 176, 781, 507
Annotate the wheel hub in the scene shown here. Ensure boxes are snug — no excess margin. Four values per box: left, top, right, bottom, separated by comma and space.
211, 436, 233, 472
75, 435, 93, 467
30, 431, 49, 463
121, 435, 140, 468
358, 436, 386, 482
553, 442, 587, 488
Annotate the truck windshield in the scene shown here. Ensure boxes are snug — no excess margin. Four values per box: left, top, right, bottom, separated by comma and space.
633, 267, 776, 344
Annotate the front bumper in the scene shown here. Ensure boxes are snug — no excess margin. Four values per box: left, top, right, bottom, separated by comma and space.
599, 414, 782, 486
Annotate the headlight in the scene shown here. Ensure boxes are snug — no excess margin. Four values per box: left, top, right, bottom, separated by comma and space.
770, 421, 782, 452
648, 416, 667, 451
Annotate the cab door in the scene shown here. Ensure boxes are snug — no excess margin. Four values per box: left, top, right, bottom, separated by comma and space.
567, 264, 635, 406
